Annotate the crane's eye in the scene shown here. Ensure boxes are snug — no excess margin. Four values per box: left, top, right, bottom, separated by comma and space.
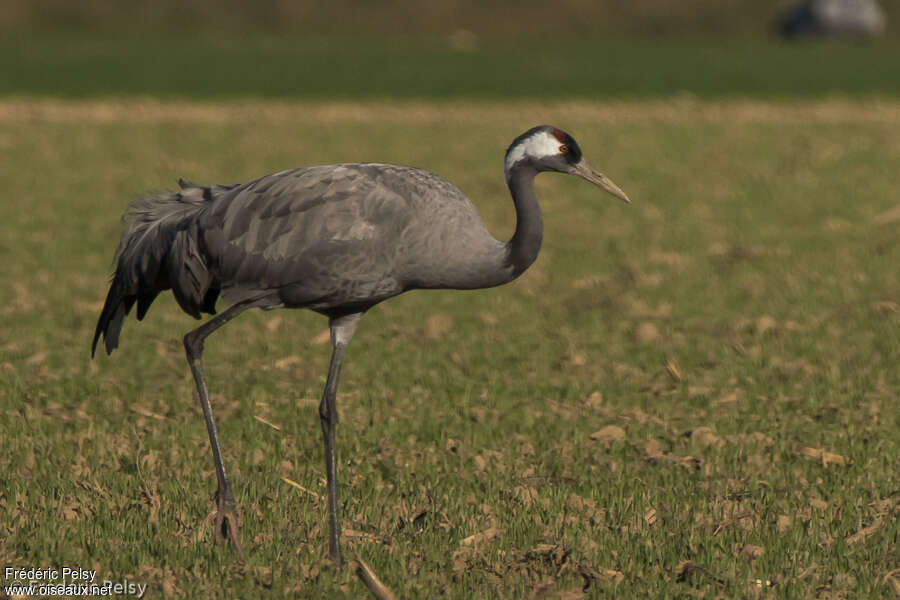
558, 144, 568, 154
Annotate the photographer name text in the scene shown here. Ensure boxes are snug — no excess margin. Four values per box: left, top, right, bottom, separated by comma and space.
4, 567, 147, 598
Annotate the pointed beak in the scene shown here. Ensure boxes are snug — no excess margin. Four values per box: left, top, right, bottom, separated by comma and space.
571, 160, 630, 203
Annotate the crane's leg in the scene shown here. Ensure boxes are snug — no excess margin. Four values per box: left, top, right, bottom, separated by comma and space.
183, 296, 268, 556
319, 312, 362, 566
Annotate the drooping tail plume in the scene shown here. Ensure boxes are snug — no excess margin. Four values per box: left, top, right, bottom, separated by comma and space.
92, 181, 227, 357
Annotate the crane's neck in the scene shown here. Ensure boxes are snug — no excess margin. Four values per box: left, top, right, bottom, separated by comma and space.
504, 164, 543, 280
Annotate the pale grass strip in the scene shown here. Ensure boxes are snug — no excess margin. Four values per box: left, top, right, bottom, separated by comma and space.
845, 517, 883, 545
280, 477, 320, 500
253, 414, 281, 431
130, 404, 168, 420
2, 97, 900, 125
349, 558, 396, 600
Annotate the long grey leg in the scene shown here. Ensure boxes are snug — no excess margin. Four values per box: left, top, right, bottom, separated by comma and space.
319, 312, 363, 565
183, 296, 268, 555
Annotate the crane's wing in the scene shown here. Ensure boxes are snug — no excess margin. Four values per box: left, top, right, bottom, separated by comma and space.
199, 163, 475, 309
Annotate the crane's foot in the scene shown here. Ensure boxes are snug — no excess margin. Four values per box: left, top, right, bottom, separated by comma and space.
212, 487, 244, 557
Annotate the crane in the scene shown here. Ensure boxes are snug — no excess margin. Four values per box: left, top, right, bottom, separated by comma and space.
92, 125, 630, 565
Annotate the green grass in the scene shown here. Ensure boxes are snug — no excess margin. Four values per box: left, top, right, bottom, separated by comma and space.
4, 33, 900, 100
1, 99, 899, 597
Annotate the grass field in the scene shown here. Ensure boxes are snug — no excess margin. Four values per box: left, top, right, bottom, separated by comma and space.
1, 98, 899, 598
4, 34, 900, 100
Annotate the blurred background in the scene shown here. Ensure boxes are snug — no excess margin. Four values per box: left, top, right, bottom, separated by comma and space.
1, 0, 895, 38
1, 0, 897, 99
3, 3, 900, 598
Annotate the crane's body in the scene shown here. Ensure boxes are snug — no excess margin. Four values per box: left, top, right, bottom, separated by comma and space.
92, 126, 629, 565
95, 163, 516, 353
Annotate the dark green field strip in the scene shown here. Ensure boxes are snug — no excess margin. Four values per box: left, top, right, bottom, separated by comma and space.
3, 34, 900, 99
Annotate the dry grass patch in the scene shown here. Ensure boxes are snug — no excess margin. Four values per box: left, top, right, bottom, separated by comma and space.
3, 97, 900, 126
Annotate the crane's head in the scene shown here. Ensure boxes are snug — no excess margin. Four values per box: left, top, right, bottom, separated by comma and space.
505, 125, 630, 203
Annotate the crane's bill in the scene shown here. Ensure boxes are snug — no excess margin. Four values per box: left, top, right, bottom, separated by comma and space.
571, 160, 630, 203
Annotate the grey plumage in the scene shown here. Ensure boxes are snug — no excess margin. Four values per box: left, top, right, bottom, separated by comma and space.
93, 164, 515, 356
92, 125, 630, 564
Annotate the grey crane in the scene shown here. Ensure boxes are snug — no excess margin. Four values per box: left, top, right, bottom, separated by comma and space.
92, 125, 629, 565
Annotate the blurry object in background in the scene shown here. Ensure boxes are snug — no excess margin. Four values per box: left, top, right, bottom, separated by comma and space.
778, 0, 886, 40
3, 1, 898, 39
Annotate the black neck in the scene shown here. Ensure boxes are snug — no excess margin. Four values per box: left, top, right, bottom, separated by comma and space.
504, 164, 543, 279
